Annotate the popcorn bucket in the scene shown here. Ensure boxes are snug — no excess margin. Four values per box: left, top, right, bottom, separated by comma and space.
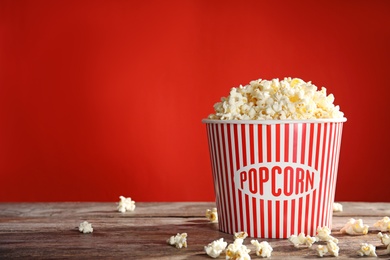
203, 119, 346, 238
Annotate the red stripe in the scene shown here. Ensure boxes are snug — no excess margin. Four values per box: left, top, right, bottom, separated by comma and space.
275, 201, 280, 238
284, 124, 289, 162
304, 194, 310, 235
283, 200, 288, 238
291, 199, 296, 235
268, 200, 272, 238
249, 124, 255, 165
301, 123, 307, 164
238, 190, 244, 232
275, 124, 280, 162
245, 194, 250, 235
267, 125, 272, 162
258, 125, 263, 163
308, 124, 315, 167
252, 197, 258, 237
310, 189, 317, 236
297, 197, 303, 233
293, 124, 298, 163
241, 124, 247, 167
260, 199, 265, 238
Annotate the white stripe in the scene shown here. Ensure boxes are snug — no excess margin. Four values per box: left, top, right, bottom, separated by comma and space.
231, 125, 240, 233
236, 125, 243, 232
229, 124, 237, 234
310, 123, 318, 234
263, 201, 268, 238
318, 123, 330, 228
217, 124, 227, 232
271, 124, 276, 162
223, 123, 232, 234
280, 123, 285, 162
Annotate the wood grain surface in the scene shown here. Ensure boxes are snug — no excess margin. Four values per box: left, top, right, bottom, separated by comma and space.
0, 202, 389, 259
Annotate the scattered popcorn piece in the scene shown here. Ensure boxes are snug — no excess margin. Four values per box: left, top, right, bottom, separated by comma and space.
316, 226, 339, 244
251, 240, 273, 258
374, 216, 390, 232
357, 243, 377, 257
378, 232, 390, 246
316, 244, 329, 257
226, 238, 251, 260
326, 241, 340, 257
340, 218, 369, 235
316, 241, 340, 257
333, 202, 343, 212
234, 231, 248, 240
204, 238, 227, 258
167, 233, 187, 249
117, 196, 136, 213
78, 221, 93, 234
288, 233, 316, 248
208, 77, 344, 120
206, 208, 218, 223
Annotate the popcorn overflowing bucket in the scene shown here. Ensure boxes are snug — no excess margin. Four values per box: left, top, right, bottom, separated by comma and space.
203, 118, 346, 238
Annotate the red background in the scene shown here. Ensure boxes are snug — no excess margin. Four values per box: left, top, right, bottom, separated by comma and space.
1, 0, 389, 202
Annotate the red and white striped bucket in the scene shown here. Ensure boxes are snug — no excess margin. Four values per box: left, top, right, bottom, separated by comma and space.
203, 119, 346, 238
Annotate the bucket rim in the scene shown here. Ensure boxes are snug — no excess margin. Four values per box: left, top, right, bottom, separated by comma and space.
202, 117, 347, 124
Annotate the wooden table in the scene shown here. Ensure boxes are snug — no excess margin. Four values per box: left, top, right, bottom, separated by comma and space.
0, 202, 389, 259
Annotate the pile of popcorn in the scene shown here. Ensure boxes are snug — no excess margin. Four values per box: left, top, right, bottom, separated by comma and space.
208, 77, 344, 120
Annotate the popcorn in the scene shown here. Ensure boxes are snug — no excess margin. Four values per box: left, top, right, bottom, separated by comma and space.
206, 208, 218, 223
204, 238, 227, 258
333, 202, 343, 212
316, 244, 329, 257
316, 241, 340, 257
208, 77, 344, 120
288, 233, 317, 248
357, 243, 377, 257
374, 216, 390, 232
377, 232, 390, 246
78, 221, 93, 234
234, 231, 248, 240
225, 238, 251, 260
251, 240, 273, 258
167, 233, 187, 248
117, 196, 135, 213
340, 218, 369, 235
316, 226, 339, 244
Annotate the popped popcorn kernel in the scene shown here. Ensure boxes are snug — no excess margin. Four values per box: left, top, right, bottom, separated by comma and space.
117, 196, 135, 213
333, 202, 343, 212
340, 218, 369, 235
226, 238, 251, 260
234, 231, 248, 240
316, 226, 339, 243
316, 241, 340, 257
208, 77, 344, 120
251, 240, 273, 258
377, 232, 390, 246
327, 240, 340, 257
288, 233, 316, 248
357, 243, 377, 257
316, 244, 329, 257
167, 233, 187, 248
204, 238, 227, 258
374, 216, 390, 232
206, 208, 218, 223
78, 221, 93, 234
